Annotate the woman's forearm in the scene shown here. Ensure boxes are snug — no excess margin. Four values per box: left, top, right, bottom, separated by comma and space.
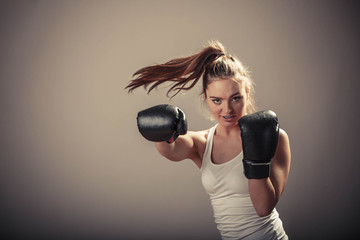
248, 178, 278, 217
155, 134, 194, 161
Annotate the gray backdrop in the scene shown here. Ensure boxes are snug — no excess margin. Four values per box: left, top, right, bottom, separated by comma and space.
1, 1, 359, 239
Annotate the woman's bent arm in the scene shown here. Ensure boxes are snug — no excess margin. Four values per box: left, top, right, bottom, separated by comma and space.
248, 129, 291, 217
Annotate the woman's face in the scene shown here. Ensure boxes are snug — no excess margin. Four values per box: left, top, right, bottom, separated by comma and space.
205, 78, 248, 127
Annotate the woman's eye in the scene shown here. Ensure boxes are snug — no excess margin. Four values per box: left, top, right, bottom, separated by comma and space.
233, 96, 242, 101
212, 99, 221, 104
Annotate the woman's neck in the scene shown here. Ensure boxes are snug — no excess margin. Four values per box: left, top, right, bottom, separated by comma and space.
215, 123, 241, 138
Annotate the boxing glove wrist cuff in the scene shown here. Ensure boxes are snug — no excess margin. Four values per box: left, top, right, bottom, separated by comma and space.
166, 132, 179, 144
242, 159, 271, 179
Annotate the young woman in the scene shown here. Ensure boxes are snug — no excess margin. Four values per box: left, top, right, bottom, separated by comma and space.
126, 41, 291, 240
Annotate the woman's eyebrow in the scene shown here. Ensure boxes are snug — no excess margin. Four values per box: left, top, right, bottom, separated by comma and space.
230, 92, 241, 97
209, 92, 240, 99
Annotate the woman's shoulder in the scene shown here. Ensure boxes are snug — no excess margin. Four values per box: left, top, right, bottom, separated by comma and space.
278, 128, 290, 146
188, 128, 212, 142
187, 128, 212, 162
274, 128, 291, 165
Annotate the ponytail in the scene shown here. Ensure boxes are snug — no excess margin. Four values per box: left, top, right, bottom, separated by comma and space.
126, 41, 225, 97
126, 40, 256, 113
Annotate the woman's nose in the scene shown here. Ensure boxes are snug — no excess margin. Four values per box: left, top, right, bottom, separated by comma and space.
224, 101, 233, 113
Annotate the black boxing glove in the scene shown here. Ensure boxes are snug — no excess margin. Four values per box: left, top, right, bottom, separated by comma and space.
238, 110, 279, 179
137, 104, 187, 143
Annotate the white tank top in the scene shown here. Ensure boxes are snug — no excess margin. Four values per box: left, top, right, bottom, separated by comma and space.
200, 125, 288, 240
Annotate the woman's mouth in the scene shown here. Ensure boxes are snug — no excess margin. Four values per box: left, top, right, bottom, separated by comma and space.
222, 115, 235, 121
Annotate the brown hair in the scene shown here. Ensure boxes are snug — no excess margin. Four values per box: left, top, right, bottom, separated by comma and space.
126, 41, 256, 113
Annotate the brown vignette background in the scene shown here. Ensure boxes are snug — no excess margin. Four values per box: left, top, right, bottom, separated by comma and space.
1, 1, 359, 239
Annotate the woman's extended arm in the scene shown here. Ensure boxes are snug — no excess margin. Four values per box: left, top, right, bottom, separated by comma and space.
155, 132, 195, 161
155, 131, 206, 168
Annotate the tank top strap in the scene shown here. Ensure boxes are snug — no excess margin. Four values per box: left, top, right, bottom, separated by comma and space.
201, 124, 217, 170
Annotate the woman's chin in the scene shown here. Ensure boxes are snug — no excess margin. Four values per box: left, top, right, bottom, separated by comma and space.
219, 118, 238, 127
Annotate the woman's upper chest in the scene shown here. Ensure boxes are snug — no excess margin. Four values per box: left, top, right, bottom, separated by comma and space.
211, 134, 243, 164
